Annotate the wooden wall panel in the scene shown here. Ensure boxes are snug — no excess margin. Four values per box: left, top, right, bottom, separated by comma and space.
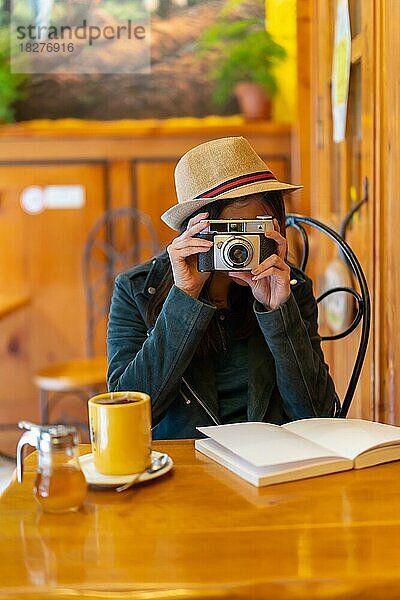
263, 159, 287, 182
0, 164, 106, 425
108, 161, 132, 210
0, 187, 26, 292
377, 0, 400, 423
135, 161, 177, 250
293, 0, 313, 215
296, 0, 376, 420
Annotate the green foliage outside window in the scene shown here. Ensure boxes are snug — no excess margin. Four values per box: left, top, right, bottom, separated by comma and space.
196, 3, 287, 107
0, 27, 28, 122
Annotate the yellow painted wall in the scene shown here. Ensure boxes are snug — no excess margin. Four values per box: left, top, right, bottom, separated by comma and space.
266, 0, 297, 123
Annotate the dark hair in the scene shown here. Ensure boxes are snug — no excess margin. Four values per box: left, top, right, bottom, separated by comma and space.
147, 191, 286, 355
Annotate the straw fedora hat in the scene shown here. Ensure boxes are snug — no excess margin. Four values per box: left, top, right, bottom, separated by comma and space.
161, 136, 303, 230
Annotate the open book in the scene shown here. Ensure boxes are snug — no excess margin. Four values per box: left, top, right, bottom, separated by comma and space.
195, 418, 400, 487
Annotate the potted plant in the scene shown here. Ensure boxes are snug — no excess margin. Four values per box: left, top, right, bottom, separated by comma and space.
0, 27, 27, 123
196, 6, 286, 120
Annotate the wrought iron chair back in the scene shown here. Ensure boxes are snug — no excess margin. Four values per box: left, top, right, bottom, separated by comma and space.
82, 206, 161, 357
285, 213, 371, 418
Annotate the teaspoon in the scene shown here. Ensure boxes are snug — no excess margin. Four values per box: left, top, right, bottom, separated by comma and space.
115, 453, 169, 492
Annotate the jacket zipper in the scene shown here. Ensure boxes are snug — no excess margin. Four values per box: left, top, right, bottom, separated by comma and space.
181, 377, 221, 425
216, 314, 227, 352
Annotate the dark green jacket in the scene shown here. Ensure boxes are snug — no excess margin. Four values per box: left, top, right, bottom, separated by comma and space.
107, 254, 339, 439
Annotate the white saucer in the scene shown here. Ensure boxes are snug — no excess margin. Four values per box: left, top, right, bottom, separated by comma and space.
79, 451, 173, 488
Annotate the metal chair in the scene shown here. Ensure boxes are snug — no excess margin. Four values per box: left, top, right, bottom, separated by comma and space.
285, 213, 371, 418
34, 207, 161, 425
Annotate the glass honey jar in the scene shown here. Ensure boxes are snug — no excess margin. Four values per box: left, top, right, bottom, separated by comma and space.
17, 421, 87, 513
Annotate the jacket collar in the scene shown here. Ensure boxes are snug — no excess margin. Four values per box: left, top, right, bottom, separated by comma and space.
140, 253, 170, 298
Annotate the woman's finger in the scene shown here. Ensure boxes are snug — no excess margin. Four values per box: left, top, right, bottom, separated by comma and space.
171, 237, 213, 251
252, 266, 290, 281
169, 238, 213, 258
186, 212, 209, 231
252, 254, 289, 275
173, 245, 214, 258
264, 226, 287, 259
180, 218, 210, 240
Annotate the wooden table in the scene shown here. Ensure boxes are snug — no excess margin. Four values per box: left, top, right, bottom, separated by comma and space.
2, 440, 400, 599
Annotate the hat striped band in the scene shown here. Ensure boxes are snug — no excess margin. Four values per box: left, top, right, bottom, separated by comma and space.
194, 170, 277, 199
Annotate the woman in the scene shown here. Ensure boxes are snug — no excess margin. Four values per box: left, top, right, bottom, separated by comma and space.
107, 137, 339, 439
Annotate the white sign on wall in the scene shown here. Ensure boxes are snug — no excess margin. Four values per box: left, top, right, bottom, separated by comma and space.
20, 186, 45, 215
21, 185, 85, 214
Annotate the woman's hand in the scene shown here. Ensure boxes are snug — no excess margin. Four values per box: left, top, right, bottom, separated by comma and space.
167, 212, 213, 299
228, 219, 291, 310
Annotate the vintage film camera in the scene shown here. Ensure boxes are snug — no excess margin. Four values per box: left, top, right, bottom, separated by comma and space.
196, 216, 277, 272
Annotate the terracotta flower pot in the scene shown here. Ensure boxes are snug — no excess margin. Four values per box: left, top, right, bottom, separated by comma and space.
234, 82, 272, 121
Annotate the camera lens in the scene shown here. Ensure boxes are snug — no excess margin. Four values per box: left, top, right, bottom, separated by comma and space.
228, 244, 248, 266
222, 236, 253, 269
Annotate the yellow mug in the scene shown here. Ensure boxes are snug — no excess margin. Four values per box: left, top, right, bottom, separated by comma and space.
88, 391, 152, 475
